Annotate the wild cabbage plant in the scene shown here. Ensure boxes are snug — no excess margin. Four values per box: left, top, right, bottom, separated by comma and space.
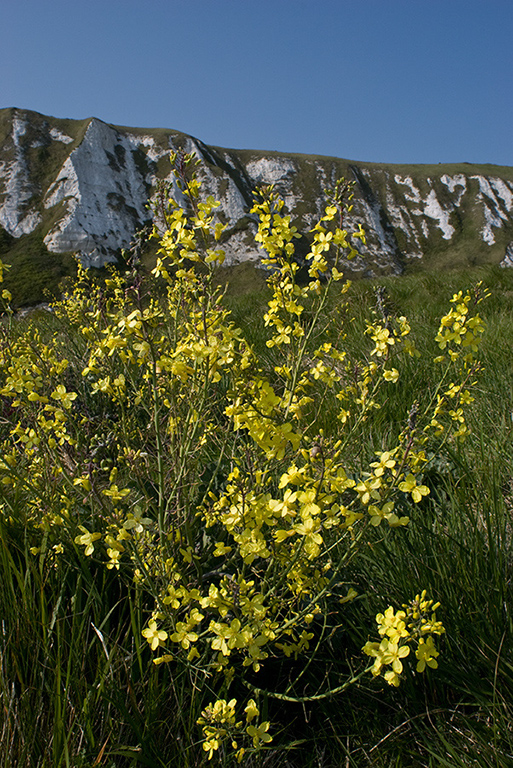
0, 153, 488, 763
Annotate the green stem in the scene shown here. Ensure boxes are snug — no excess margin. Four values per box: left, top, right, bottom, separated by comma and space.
242, 664, 373, 703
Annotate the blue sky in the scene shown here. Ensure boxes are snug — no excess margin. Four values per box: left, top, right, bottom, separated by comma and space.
2, 0, 512, 165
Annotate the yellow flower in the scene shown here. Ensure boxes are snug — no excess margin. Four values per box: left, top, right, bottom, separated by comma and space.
383, 368, 399, 383
102, 484, 131, 502
376, 606, 409, 643
415, 636, 440, 672
246, 721, 272, 748
106, 547, 123, 570
354, 477, 381, 505
382, 641, 410, 674
368, 501, 394, 526
244, 699, 259, 722
213, 541, 232, 557
122, 508, 152, 533
74, 526, 101, 556
142, 620, 168, 651
210, 619, 250, 655
170, 622, 199, 649
398, 474, 430, 503
340, 588, 358, 604
383, 669, 401, 687
73, 476, 91, 492
51, 385, 78, 409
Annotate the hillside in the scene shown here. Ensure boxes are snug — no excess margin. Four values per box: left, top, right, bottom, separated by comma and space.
1, 107, 513, 303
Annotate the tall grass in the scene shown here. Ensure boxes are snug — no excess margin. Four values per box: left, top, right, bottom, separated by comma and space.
1, 263, 512, 766
224, 264, 513, 766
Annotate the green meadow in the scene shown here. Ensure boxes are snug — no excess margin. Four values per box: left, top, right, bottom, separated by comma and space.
0, 159, 512, 767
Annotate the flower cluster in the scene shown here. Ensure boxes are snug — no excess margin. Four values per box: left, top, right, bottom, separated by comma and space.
362, 591, 445, 686
435, 285, 488, 363
197, 697, 271, 762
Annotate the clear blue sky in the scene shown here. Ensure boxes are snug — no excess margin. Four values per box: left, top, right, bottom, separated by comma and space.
2, 0, 512, 165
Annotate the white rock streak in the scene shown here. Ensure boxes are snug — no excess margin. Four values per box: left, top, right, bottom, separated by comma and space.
0, 113, 42, 236
126, 133, 169, 164
394, 175, 422, 203
189, 140, 248, 228
246, 157, 299, 213
358, 195, 397, 260
246, 157, 296, 185
50, 127, 73, 144
491, 178, 513, 211
471, 175, 512, 244
440, 174, 467, 206
395, 175, 454, 240
423, 189, 455, 239
500, 242, 513, 268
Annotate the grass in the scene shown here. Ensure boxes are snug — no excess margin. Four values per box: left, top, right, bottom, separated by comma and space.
222, 264, 513, 766
0, 229, 77, 307
0, 263, 512, 766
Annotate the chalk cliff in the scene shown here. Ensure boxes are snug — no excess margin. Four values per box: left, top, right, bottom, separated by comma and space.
1, 107, 513, 286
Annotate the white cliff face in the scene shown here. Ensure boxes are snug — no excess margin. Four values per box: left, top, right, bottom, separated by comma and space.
347, 169, 401, 274
246, 157, 300, 214
2, 109, 513, 274
0, 113, 42, 236
43, 119, 151, 266
131, 135, 261, 266
491, 178, 513, 211
470, 175, 513, 245
126, 133, 169, 165
388, 171, 513, 259
500, 241, 513, 267
423, 189, 455, 240
359, 194, 400, 264
246, 156, 297, 186
394, 175, 422, 204
394, 175, 454, 240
